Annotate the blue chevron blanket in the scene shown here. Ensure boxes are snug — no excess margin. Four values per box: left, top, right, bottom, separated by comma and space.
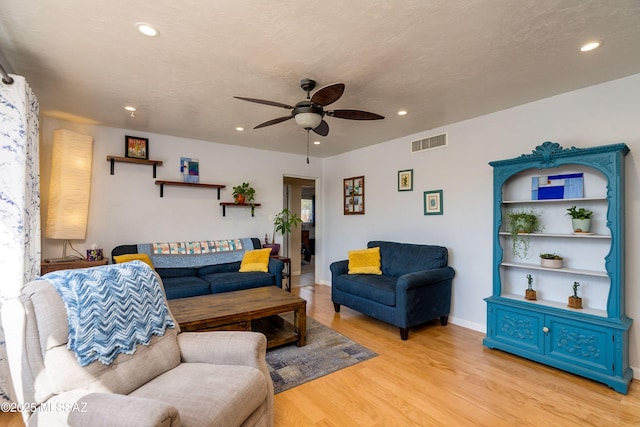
42, 261, 175, 367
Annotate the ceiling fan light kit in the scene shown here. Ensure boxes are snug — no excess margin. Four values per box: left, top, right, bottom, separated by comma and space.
295, 112, 323, 130
234, 78, 384, 137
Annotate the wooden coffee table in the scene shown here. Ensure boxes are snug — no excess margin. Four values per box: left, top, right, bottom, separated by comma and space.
167, 286, 306, 348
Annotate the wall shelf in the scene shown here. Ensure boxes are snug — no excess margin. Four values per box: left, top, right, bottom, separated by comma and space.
220, 202, 261, 217
155, 180, 225, 199
106, 156, 163, 178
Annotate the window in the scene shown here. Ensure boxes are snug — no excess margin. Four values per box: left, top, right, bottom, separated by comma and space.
301, 198, 314, 224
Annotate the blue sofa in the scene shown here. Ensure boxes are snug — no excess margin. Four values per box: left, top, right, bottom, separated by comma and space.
112, 237, 284, 300
330, 241, 455, 340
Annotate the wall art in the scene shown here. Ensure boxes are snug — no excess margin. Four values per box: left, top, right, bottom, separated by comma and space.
398, 169, 413, 191
125, 135, 149, 160
344, 176, 365, 215
424, 189, 443, 215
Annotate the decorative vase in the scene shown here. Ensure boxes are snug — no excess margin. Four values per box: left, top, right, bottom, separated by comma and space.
571, 218, 591, 233
540, 258, 562, 269
263, 243, 280, 256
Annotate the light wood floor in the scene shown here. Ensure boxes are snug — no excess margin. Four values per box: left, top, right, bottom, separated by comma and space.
276, 281, 640, 426
2, 276, 638, 427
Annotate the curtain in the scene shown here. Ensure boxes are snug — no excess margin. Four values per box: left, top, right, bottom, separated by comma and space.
0, 74, 40, 402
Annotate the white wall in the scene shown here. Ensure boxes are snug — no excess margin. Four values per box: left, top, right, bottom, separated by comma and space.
319, 73, 640, 374
39, 120, 322, 261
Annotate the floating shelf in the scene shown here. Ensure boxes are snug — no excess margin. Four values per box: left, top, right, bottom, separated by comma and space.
220, 202, 261, 217
106, 156, 163, 178
155, 180, 225, 199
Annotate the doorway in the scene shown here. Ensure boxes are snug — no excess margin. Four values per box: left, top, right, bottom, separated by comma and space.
282, 176, 316, 287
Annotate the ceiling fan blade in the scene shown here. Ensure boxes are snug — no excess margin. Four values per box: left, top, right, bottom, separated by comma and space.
327, 109, 385, 120
254, 115, 293, 129
312, 120, 329, 136
310, 83, 345, 106
234, 96, 294, 110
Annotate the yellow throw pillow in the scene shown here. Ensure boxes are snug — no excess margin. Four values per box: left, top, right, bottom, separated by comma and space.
113, 253, 155, 269
239, 248, 271, 273
348, 247, 382, 275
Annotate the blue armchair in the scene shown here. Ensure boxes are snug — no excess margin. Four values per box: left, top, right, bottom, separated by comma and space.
330, 241, 455, 340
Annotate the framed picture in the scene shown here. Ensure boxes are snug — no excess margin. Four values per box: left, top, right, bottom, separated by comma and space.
344, 176, 365, 215
125, 135, 149, 160
398, 169, 413, 191
180, 157, 199, 183
424, 190, 443, 215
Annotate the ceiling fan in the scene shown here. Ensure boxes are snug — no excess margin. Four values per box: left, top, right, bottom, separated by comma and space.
234, 78, 384, 137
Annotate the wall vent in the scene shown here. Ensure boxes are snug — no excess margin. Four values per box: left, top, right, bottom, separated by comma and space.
411, 132, 447, 153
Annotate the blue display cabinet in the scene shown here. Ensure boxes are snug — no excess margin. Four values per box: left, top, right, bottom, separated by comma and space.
483, 142, 632, 394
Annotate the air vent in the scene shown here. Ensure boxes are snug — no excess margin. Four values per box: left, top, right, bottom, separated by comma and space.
411, 132, 447, 153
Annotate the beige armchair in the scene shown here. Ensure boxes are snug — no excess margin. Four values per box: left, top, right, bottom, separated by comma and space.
2, 277, 274, 426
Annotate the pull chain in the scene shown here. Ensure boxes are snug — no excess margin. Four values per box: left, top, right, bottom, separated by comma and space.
306, 130, 310, 164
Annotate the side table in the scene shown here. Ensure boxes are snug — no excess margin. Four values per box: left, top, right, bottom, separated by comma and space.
41, 259, 109, 275
270, 255, 291, 291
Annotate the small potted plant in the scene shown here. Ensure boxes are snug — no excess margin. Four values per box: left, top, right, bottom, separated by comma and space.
264, 208, 303, 255
566, 206, 593, 233
506, 209, 541, 259
539, 253, 563, 269
232, 182, 255, 204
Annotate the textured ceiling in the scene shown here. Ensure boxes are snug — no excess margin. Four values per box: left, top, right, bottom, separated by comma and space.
2, 1, 640, 158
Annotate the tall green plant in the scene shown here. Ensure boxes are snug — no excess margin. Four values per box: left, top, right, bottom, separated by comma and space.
271, 208, 303, 243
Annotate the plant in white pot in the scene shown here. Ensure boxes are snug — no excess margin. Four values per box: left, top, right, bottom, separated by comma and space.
566, 206, 593, 233
539, 253, 563, 269
264, 208, 303, 256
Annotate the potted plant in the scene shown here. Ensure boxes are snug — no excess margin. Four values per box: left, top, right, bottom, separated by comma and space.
506, 209, 541, 259
232, 182, 255, 204
264, 208, 303, 255
566, 206, 593, 233
539, 253, 563, 269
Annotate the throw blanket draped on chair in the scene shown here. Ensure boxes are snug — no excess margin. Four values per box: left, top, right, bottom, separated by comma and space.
43, 260, 175, 366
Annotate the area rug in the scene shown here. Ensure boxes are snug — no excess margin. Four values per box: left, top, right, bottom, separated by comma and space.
266, 316, 377, 393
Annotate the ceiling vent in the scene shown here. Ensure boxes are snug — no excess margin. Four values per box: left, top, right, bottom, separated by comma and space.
411, 132, 447, 153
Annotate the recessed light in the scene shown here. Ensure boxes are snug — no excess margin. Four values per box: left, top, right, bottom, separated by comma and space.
580, 40, 602, 52
397, 110, 408, 116
124, 106, 136, 112
313, 141, 321, 145
236, 127, 244, 131
135, 22, 159, 37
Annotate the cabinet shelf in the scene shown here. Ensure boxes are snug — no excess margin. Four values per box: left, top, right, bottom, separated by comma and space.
502, 196, 607, 204
155, 180, 225, 199
498, 231, 610, 239
498, 294, 607, 318
107, 156, 163, 178
220, 202, 261, 217
500, 261, 608, 277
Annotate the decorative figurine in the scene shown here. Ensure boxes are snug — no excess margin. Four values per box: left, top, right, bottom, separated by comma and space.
568, 281, 583, 309
525, 274, 537, 300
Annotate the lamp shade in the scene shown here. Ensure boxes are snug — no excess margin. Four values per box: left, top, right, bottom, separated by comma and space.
45, 129, 93, 240
294, 112, 322, 130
